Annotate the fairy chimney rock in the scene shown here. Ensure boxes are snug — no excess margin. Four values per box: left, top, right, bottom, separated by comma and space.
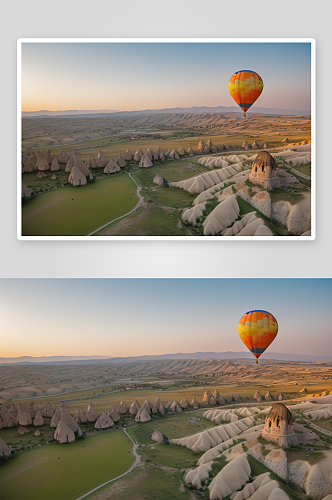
261, 403, 298, 448
249, 151, 279, 190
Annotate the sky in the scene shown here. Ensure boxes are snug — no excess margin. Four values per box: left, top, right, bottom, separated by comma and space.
21, 42, 311, 112
0, 279, 330, 358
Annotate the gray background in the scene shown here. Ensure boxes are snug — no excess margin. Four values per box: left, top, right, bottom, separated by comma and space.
2, 0, 330, 278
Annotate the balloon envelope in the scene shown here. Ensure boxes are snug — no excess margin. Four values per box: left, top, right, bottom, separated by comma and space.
238, 310, 278, 363
228, 70, 263, 116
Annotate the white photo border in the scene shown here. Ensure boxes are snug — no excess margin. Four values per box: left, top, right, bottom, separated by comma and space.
17, 38, 316, 241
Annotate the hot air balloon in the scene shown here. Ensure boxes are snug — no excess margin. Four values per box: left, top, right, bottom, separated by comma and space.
228, 70, 263, 117
238, 310, 278, 363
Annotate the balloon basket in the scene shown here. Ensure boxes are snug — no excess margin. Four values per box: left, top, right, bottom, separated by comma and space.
255, 358, 258, 364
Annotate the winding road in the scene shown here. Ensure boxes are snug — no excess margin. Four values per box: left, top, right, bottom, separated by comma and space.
86, 173, 144, 236
74, 428, 140, 500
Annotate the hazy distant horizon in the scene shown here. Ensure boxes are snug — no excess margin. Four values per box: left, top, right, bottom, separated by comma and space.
0, 279, 330, 358
21, 42, 311, 112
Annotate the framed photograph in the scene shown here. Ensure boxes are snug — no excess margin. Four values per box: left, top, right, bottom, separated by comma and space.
18, 39, 315, 240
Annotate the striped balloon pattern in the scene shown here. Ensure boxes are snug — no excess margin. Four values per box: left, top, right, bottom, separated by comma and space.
238, 310, 278, 363
228, 70, 263, 116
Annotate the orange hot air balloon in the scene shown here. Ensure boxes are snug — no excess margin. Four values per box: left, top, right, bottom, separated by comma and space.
228, 70, 263, 117
238, 310, 278, 363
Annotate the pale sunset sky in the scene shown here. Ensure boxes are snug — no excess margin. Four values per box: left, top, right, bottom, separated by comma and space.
21, 42, 311, 112
0, 279, 329, 358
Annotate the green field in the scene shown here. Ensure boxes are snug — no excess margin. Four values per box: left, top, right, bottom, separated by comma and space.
22, 173, 137, 236
87, 464, 193, 500
141, 443, 200, 468
131, 158, 207, 187
126, 410, 216, 444
95, 204, 190, 236
143, 186, 197, 208
0, 429, 133, 500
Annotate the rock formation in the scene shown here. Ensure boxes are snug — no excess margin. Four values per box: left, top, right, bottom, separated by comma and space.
254, 391, 262, 401
95, 413, 114, 429
134, 149, 143, 161
34, 429, 40, 437
151, 430, 164, 443
109, 407, 121, 422
213, 390, 226, 405
249, 151, 279, 190
96, 151, 107, 168
22, 182, 31, 198
50, 407, 62, 427
65, 156, 74, 172
0, 436, 11, 457
36, 153, 50, 171
261, 403, 299, 448
104, 159, 121, 174
57, 151, 70, 164
242, 141, 249, 151
188, 146, 195, 156
282, 137, 289, 143
262, 142, 268, 149
22, 156, 37, 172
277, 393, 284, 401
17, 405, 32, 426
252, 141, 260, 150
180, 398, 189, 409
41, 403, 55, 418
46, 150, 55, 164
33, 410, 44, 426
300, 387, 308, 393
124, 149, 132, 161
86, 403, 99, 422
154, 146, 164, 161
87, 156, 97, 169
171, 417, 254, 453
198, 140, 207, 153
191, 398, 199, 409
178, 146, 186, 156
117, 155, 126, 168
118, 401, 127, 414
139, 152, 153, 168
50, 158, 60, 171
142, 400, 152, 413
153, 174, 164, 186
74, 155, 93, 180
203, 195, 240, 236
146, 148, 153, 160
74, 409, 87, 423
169, 401, 182, 413
135, 406, 151, 422
129, 401, 140, 416
2, 410, 17, 428
36, 171, 46, 179
265, 391, 274, 401
68, 166, 87, 186
168, 149, 180, 160
51, 174, 57, 180
206, 139, 218, 153
54, 421, 75, 444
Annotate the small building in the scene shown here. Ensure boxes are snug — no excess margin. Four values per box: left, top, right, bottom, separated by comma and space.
249, 151, 279, 190
261, 403, 298, 448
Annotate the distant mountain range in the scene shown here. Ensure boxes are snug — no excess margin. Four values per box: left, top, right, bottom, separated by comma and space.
0, 351, 330, 366
22, 105, 311, 119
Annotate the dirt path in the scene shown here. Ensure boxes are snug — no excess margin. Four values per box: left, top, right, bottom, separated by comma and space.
86, 173, 144, 236
74, 428, 141, 500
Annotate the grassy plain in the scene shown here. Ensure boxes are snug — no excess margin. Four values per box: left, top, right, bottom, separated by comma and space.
127, 410, 215, 444
95, 204, 189, 236
86, 465, 194, 500
22, 173, 137, 236
131, 158, 206, 186
140, 443, 200, 468
0, 429, 133, 500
